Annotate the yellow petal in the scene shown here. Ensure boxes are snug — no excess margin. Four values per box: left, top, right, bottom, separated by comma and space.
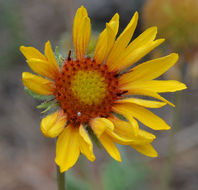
55, 125, 80, 172
137, 129, 156, 141
113, 103, 170, 130
27, 58, 58, 80
107, 117, 155, 146
130, 143, 158, 157
114, 38, 165, 71
93, 24, 114, 64
44, 41, 59, 70
104, 121, 139, 145
127, 26, 158, 49
108, 13, 119, 34
116, 98, 166, 108
112, 107, 139, 135
124, 80, 187, 93
94, 13, 119, 64
73, 6, 91, 60
90, 117, 135, 148
119, 53, 179, 85
110, 117, 156, 141
106, 128, 145, 145
20, 46, 45, 60
41, 110, 67, 138
115, 26, 158, 65
107, 26, 158, 71
106, 12, 138, 70
22, 72, 55, 95
90, 117, 114, 137
20, 42, 59, 79
99, 132, 121, 162
73, 6, 88, 46
79, 125, 95, 162
121, 87, 175, 107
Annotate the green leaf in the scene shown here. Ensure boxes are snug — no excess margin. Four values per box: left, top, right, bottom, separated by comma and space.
24, 87, 54, 100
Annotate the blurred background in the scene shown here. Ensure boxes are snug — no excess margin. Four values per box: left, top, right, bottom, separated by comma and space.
0, 0, 198, 189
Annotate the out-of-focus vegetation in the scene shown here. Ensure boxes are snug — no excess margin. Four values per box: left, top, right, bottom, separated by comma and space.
143, 0, 198, 86
0, 1, 25, 68
67, 158, 149, 190
142, 0, 198, 55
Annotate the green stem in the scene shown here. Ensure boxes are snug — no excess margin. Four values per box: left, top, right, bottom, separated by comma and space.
57, 166, 66, 190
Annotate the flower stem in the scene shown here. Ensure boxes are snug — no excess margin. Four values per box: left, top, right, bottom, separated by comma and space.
57, 166, 66, 190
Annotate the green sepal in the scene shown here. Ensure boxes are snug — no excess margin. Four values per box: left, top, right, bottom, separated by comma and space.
86, 126, 102, 149
24, 87, 54, 100
37, 99, 59, 113
37, 100, 55, 109
55, 46, 64, 68
40, 103, 59, 113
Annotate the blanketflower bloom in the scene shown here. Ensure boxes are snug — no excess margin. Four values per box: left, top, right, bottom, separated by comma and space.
20, 6, 186, 172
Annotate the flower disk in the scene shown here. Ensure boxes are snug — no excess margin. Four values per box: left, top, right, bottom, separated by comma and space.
54, 58, 123, 125
71, 70, 106, 105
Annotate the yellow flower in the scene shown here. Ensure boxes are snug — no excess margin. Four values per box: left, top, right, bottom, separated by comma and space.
20, 6, 186, 172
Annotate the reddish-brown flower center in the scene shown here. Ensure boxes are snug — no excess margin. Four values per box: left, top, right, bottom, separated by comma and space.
54, 57, 124, 126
